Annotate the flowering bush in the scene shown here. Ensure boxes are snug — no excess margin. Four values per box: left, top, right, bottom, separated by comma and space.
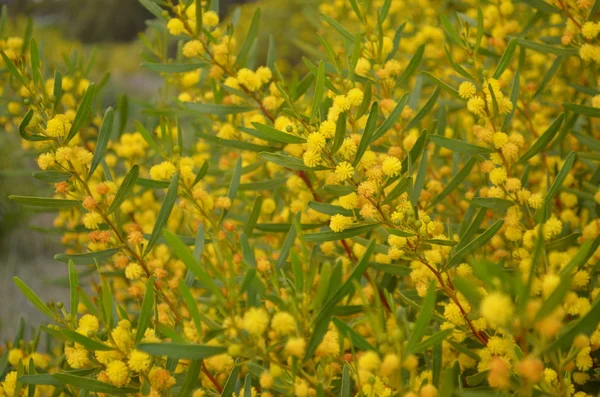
2, 0, 600, 396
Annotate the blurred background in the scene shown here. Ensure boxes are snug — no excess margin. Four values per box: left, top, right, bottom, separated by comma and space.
0, 0, 289, 341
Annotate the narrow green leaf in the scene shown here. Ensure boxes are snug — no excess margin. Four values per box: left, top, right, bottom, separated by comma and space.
320, 13, 355, 42
144, 173, 179, 255
142, 62, 209, 73
108, 165, 139, 214
9, 196, 81, 208
51, 373, 137, 394
13, 277, 55, 320
302, 223, 379, 242
312, 60, 325, 122
517, 38, 578, 56
66, 83, 96, 143
563, 103, 600, 118
135, 277, 155, 344
184, 102, 255, 115
516, 113, 564, 165
371, 94, 408, 142
407, 280, 436, 353
429, 135, 492, 154
276, 217, 298, 270
331, 112, 347, 154
354, 102, 379, 166
164, 231, 223, 300
89, 107, 114, 177
411, 328, 453, 354
61, 330, 114, 351
543, 298, 600, 354
260, 152, 330, 171
245, 122, 306, 144
32, 171, 71, 183
411, 150, 428, 204
429, 157, 479, 207
404, 87, 440, 131
135, 121, 162, 155
54, 248, 119, 265
235, 8, 261, 66
68, 260, 79, 314
493, 38, 517, 79
398, 44, 425, 85
138, 343, 227, 359
446, 219, 504, 269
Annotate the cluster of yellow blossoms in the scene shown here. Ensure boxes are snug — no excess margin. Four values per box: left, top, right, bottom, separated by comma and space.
1, 0, 600, 396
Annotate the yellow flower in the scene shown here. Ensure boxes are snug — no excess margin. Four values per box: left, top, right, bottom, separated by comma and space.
458, 82, 476, 99
242, 307, 269, 336
480, 292, 514, 327
167, 18, 186, 35
106, 360, 130, 387
285, 337, 306, 357
335, 161, 354, 182
45, 114, 72, 137
83, 212, 103, 230
271, 312, 296, 335
381, 156, 402, 177
330, 214, 353, 232
128, 350, 152, 372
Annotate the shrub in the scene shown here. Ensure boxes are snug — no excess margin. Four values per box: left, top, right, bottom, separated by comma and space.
1, 0, 600, 396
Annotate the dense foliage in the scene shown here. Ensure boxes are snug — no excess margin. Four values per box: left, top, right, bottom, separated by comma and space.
1, 0, 600, 396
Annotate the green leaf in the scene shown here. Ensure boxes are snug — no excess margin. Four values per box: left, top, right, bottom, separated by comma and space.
423, 72, 461, 99
312, 60, 325, 122
66, 83, 96, 143
134, 277, 155, 344
142, 62, 208, 73
305, 241, 374, 360
333, 318, 375, 351
320, 13, 355, 42
474, 7, 484, 54
543, 298, 600, 354
68, 260, 79, 314
444, 46, 473, 80
137, 178, 169, 189
144, 173, 179, 255
429, 157, 479, 207
516, 113, 564, 165
13, 277, 55, 320
398, 44, 425, 85
260, 152, 330, 171
533, 56, 564, 98
407, 280, 436, 353
135, 121, 162, 155
9, 196, 81, 209
440, 15, 463, 46
177, 360, 202, 397
562, 102, 600, 118
411, 149, 428, 204
309, 202, 353, 217
371, 94, 409, 142
331, 112, 347, 154
220, 361, 240, 397
446, 219, 504, 269
493, 38, 517, 79
354, 102, 379, 166
545, 152, 577, 206
61, 330, 114, 351
244, 197, 263, 236
164, 231, 223, 300
411, 328, 453, 354
0, 50, 26, 85
573, 132, 600, 152
138, 343, 227, 359
228, 157, 242, 203
517, 38, 578, 56
429, 135, 492, 154
340, 365, 351, 397
19, 110, 51, 142
235, 8, 261, 66
471, 197, 514, 211
302, 223, 379, 242
108, 165, 139, 214
404, 87, 440, 131
198, 131, 279, 152
244, 122, 306, 144
534, 273, 572, 322
179, 280, 203, 335
456, 208, 487, 251
138, 0, 165, 19
51, 373, 137, 394
89, 107, 115, 177
386, 228, 416, 237
184, 102, 255, 115
32, 171, 71, 183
